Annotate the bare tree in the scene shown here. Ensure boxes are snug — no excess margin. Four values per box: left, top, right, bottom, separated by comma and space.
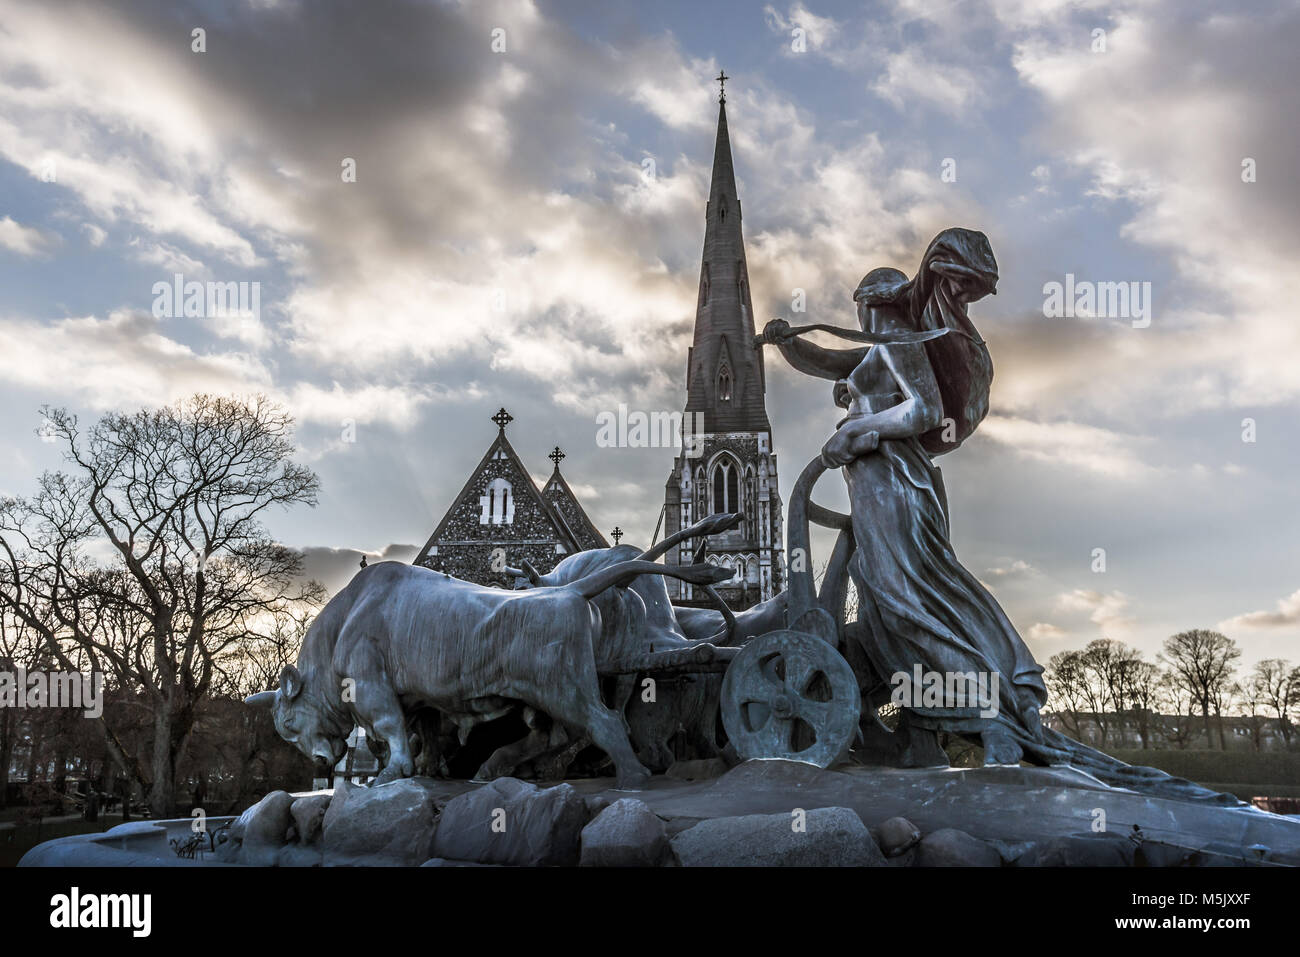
1159, 630, 1241, 749
0, 395, 323, 816
1045, 650, 1091, 741
0, 609, 46, 806
1250, 658, 1299, 748
1120, 658, 1161, 749
1234, 678, 1270, 752
1155, 672, 1196, 749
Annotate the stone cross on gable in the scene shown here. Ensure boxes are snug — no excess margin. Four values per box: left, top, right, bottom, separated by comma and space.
491, 407, 513, 432
548, 446, 566, 470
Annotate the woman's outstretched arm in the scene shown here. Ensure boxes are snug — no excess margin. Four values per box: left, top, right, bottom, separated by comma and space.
761, 319, 867, 380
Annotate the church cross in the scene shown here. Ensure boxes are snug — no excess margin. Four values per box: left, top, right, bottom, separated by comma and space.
548, 446, 566, 470
610, 526, 623, 546
491, 407, 513, 432
716, 70, 728, 104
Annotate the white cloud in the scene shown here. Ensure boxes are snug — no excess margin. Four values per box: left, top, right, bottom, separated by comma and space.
1028, 622, 1067, 641
1056, 588, 1136, 635
81, 223, 107, 247
1218, 588, 1300, 632
0, 310, 271, 410
0, 216, 55, 257
986, 559, 1037, 578
977, 414, 1157, 480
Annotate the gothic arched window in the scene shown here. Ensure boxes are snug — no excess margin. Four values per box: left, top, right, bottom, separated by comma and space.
711, 458, 739, 514
718, 365, 732, 402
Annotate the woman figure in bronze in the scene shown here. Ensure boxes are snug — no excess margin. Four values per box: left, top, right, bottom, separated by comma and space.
763, 227, 1047, 764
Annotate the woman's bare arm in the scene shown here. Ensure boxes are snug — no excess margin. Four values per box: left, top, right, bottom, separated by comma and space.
777, 337, 869, 380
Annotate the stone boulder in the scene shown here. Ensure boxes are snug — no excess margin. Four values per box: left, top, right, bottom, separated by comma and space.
230, 790, 295, 866
671, 807, 886, 867
323, 779, 441, 866
290, 794, 332, 845
914, 828, 1002, 867
431, 778, 589, 867
580, 798, 669, 867
321, 779, 359, 834
875, 816, 922, 857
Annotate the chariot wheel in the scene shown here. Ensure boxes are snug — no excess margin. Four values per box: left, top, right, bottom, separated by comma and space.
720, 630, 861, 768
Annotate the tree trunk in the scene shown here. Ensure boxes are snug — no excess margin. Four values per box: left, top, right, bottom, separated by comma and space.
0, 706, 12, 808
147, 700, 197, 818
148, 707, 175, 818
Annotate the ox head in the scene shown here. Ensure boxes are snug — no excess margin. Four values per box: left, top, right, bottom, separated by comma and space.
245, 664, 349, 771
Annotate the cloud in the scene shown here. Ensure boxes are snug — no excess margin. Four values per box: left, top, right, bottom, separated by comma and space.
1006, 4, 1300, 415
763, 4, 845, 62
871, 48, 984, 116
0, 216, 55, 257
0, 309, 271, 410
1218, 588, 1300, 631
1028, 622, 1067, 641
985, 559, 1037, 579
298, 543, 420, 599
977, 414, 1157, 480
1055, 588, 1136, 635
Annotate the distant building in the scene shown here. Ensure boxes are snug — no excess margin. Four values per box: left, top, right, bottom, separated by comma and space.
413, 408, 607, 585
1044, 710, 1294, 752
661, 84, 783, 610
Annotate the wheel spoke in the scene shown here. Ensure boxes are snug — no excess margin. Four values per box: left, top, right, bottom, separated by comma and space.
794, 698, 832, 729
782, 650, 814, 696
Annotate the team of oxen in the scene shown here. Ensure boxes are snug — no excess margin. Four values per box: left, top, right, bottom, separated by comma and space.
246, 513, 787, 789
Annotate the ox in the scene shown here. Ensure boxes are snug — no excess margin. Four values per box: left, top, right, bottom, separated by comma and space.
245, 557, 731, 790
499, 512, 791, 772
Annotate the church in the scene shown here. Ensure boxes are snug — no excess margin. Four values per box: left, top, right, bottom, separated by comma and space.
413, 408, 608, 585
659, 77, 784, 611
417, 77, 784, 609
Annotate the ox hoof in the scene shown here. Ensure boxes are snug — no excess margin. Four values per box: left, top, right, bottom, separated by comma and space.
373, 762, 414, 786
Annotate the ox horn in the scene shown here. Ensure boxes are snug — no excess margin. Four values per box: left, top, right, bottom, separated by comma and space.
244, 690, 277, 709
519, 559, 542, 585
571, 560, 732, 600
637, 512, 742, 562
502, 565, 539, 587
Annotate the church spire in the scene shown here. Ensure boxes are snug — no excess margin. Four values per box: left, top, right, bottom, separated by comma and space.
684, 79, 770, 433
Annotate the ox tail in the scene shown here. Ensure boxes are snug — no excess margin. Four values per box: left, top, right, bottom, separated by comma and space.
635, 512, 742, 562
571, 560, 734, 601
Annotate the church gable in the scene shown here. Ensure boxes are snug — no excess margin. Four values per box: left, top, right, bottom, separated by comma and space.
414, 410, 609, 586
541, 453, 608, 553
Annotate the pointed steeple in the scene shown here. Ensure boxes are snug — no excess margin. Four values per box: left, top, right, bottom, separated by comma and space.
684, 92, 770, 433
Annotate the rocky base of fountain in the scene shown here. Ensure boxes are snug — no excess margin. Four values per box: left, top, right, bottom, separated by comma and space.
21, 760, 1300, 867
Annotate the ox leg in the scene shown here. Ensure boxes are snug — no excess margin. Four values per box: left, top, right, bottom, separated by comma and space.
353, 681, 415, 785
474, 707, 551, 781
336, 636, 415, 785
542, 689, 650, 791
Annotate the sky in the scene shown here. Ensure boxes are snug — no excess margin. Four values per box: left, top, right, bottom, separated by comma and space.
0, 0, 1297, 672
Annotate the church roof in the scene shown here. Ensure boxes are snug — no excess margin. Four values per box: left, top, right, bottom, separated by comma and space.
413, 411, 605, 568
542, 466, 609, 551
